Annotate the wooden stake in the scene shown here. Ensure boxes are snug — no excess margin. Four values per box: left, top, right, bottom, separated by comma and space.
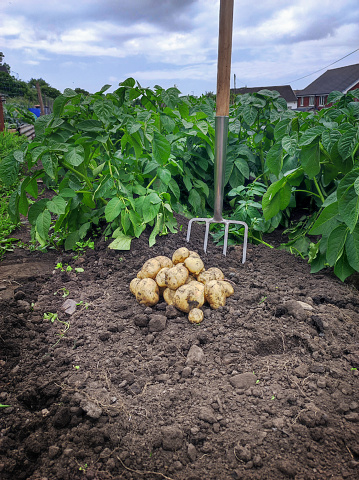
216, 0, 234, 117
36, 82, 45, 116
0, 95, 5, 132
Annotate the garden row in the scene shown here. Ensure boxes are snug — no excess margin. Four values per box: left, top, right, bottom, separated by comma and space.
0, 79, 358, 280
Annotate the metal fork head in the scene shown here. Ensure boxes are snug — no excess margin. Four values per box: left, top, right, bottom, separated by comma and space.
186, 217, 248, 263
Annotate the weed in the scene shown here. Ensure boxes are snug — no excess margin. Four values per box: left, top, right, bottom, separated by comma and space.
0, 404, 11, 408
54, 287, 70, 298
78, 463, 88, 472
44, 312, 58, 323
73, 365, 80, 370
259, 296, 267, 304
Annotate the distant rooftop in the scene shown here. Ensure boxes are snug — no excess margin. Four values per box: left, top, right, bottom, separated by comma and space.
231, 85, 297, 103
297, 63, 359, 96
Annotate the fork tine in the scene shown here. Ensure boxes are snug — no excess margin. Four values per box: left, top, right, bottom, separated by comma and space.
186, 218, 248, 263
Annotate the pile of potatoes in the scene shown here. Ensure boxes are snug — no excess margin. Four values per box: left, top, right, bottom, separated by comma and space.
129, 247, 234, 324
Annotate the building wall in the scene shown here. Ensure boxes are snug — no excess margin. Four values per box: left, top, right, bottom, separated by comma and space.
297, 82, 359, 110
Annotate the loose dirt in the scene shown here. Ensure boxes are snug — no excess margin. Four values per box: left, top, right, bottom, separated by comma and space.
1, 215, 359, 480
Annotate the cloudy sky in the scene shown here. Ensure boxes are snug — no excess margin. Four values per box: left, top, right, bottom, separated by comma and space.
1, 0, 359, 96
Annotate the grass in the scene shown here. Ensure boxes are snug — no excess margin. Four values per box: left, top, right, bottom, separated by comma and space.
0, 131, 28, 259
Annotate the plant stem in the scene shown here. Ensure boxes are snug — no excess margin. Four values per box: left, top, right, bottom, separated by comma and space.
313, 177, 325, 204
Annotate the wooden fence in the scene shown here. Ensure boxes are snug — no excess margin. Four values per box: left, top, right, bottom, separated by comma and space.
18, 123, 35, 140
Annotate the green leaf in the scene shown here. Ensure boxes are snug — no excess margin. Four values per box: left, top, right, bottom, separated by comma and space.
266, 143, 283, 177
28, 199, 48, 226
64, 231, 80, 251
345, 225, 359, 271
129, 210, 146, 238
152, 131, 171, 165
42, 153, 57, 179
93, 100, 114, 123
274, 118, 291, 141
63, 88, 78, 97
299, 143, 320, 179
234, 158, 249, 179
0, 153, 20, 186
327, 91, 344, 104
47, 196, 67, 215
282, 135, 298, 156
108, 232, 132, 250
149, 216, 162, 247
142, 202, 160, 223
242, 105, 257, 126
168, 178, 180, 199
64, 145, 85, 166
334, 250, 355, 282
188, 189, 202, 212
326, 224, 349, 266
338, 127, 359, 159
77, 120, 103, 132
105, 197, 123, 222
298, 126, 325, 146
338, 185, 359, 232
309, 202, 339, 236
158, 168, 171, 184
262, 178, 291, 220
25, 177, 39, 199
36, 209, 51, 240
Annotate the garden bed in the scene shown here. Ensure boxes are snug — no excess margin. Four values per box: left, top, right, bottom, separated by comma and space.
1, 215, 359, 480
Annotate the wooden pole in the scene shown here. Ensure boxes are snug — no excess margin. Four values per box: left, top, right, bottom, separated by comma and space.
0, 95, 5, 132
36, 82, 45, 116
216, 0, 234, 117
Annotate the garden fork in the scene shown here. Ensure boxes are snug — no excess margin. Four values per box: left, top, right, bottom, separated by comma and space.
186, 0, 248, 263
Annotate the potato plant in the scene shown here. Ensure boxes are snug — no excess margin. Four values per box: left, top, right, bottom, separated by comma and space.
130, 247, 234, 323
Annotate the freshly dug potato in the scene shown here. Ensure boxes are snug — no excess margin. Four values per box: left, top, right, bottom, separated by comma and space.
189, 251, 201, 258
135, 278, 159, 306
165, 264, 189, 290
196, 270, 216, 284
173, 284, 205, 313
188, 308, 204, 324
206, 267, 224, 280
184, 256, 204, 275
186, 280, 205, 294
205, 280, 226, 309
163, 287, 176, 306
137, 258, 161, 279
185, 274, 197, 284
154, 256, 173, 269
172, 247, 190, 265
219, 280, 234, 298
155, 267, 169, 288
130, 278, 141, 296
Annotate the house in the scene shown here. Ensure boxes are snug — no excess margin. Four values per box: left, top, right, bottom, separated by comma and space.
231, 85, 298, 109
296, 63, 359, 110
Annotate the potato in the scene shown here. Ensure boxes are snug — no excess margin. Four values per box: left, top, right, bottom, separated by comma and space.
137, 258, 161, 279
173, 284, 205, 313
186, 280, 205, 293
155, 267, 169, 288
163, 287, 176, 305
189, 251, 201, 258
130, 278, 141, 296
196, 270, 216, 284
165, 264, 189, 290
135, 278, 159, 306
184, 256, 204, 275
185, 274, 197, 284
204, 280, 226, 309
188, 308, 204, 324
172, 247, 190, 265
206, 267, 224, 280
218, 280, 234, 298
154, 256, 173, 269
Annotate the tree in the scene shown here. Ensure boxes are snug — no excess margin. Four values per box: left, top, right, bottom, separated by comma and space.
75, 87, 90, 95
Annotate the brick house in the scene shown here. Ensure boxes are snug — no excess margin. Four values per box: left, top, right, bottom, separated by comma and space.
231, 85, 298, 109
296, 63, 359, 110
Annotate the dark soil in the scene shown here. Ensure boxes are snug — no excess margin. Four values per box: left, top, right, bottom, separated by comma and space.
1, 215, 359, 480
